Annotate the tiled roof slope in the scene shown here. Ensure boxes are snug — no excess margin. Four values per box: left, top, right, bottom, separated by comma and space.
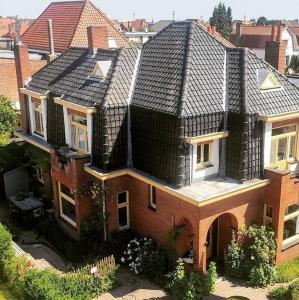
245, 50, 299, 115
132, 21, 226, 117
290, 27, 299, 44
70, 1, 131, 49
21, 0, 130, 53
26, 47, 138, 107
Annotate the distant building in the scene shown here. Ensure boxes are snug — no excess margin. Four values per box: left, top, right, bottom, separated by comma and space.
230, 23, 299, 66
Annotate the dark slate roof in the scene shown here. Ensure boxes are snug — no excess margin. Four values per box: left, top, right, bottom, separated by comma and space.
132, 21, 226, 117
27, 47, 138, 107
245, 50, 299, 115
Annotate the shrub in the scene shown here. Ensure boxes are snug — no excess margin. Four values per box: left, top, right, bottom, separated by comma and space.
270, 285, 289, 300
0, 223, 14, 276
224, 232, 244, 279
225, 225, 277, 287
203, 261, 217, 296
121, 237, 169, 278
276, 257, 299, 283
166, 259, 206, 300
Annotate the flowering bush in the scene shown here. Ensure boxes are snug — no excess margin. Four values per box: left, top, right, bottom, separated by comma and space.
121, 237, 169, 279
225, 225, 277, 287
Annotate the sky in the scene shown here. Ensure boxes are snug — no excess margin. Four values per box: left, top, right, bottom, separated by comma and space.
1, 0, 299, 22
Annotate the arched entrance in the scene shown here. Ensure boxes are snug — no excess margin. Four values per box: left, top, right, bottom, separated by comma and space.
176, 218, 195, 258
206, 213, 238, 263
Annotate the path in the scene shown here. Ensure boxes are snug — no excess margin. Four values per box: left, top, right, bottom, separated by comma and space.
204, 276, 271, 300
97, 268, 170, 300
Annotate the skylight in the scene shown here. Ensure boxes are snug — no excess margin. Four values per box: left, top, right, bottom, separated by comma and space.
258, 70, 282, 91
92, 61, 112, 80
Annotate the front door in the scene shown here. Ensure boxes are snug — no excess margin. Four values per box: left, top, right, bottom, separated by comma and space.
206, 218, 219, 261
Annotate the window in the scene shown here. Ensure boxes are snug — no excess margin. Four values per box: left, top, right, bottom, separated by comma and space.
259, 70, 282, 91
196, 142, 212, 168
91, 61, 112, 80
264, 205, 273, 227
149, 186, 157, 209
270, 125, 297, 170
32, 101, 44, 136
283, 203, 299, 247
58, 183, 76, 227
35, 167, 44, 184
117, 191, 130, 230
70, 114, 88, 153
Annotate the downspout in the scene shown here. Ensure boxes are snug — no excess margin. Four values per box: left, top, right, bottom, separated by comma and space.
102, 179, 107, 241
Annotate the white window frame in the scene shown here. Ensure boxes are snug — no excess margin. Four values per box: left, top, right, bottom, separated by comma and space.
282, 204, 299, 247
196, 142, 212, 169
69, 114, 88, 153
263, 204, 273, 226
58, 182, 77, 228
117, 191, 130, 230
149, 185, 157, 209
28, 96, 47, 140
270, 124, 297, 169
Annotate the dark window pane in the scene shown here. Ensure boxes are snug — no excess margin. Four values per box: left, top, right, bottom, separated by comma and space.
61, 198, 76, 222
118, 192, 127, 204
266, 206, 272, 218
60, 184, 73, 198
118, 207, 128, 228
203, 144, 209, 162
283, 216, 299, 240
151, 187, 156, 205
285, 204, 299, 216
197, 144, 202, 164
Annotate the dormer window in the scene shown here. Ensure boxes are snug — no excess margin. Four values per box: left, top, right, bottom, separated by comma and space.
28, 97, 47, 140
196, 142, 212, 169
33, 101, 44, 136
258, 70, 282, 91
70, 114, 88, 153
108, 37, 117, 49
91, 60, 112, 80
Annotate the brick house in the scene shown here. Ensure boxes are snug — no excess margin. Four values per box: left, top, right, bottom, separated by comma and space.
15, 21, 299, 271
230, 23, 299, 71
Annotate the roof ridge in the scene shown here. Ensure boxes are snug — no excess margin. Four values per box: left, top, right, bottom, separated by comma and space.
87, 1, 131, 47
178, 21, 194, 117
102, 48, 123, 107
69, 0, 90, 48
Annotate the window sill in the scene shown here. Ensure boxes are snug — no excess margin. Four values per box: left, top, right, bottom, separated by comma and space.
148, 205, 156, 212
282, 235, 299, 250
196, 164, 214, 171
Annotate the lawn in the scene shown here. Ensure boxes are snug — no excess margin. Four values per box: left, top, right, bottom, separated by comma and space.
276, 257, 299, 283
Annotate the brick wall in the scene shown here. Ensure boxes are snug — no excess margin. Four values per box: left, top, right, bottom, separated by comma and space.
265, 40, 287, 74
0, 58, 46, 102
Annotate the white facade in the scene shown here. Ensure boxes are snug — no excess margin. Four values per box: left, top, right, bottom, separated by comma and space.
125, 32, 156, 44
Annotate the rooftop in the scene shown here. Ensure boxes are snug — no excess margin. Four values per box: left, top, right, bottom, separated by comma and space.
21, 0, 130, 53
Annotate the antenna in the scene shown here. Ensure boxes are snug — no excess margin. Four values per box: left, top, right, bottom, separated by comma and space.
172, 11, 175, 21
133, 12, 135, 21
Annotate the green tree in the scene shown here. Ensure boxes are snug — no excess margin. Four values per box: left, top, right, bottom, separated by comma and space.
0, 96, 17, 145
256, 16, 267, 25
287, 55, 299, 74
209, 2, 233, 40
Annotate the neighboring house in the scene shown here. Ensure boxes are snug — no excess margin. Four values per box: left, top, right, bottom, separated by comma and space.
149, 20, 173, 32
125, 31, 156, 45
16, 21, 299, 272
21, 0, 131, 55
0, 51, 45, 109
230, 23, 299, 67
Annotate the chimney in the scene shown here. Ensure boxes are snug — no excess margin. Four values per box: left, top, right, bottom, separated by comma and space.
265, 25, 286, 74
47, 19, 57, 63
87, 26, 109, 55
236, 22, 242, 46
211, 25, 216, 36
14, 42, 31, 132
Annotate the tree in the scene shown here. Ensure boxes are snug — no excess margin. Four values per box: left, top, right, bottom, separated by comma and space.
287, 55, 299, 74
209, 2, 233, 40
0, 95, 17, 145
256, 16, 267, 25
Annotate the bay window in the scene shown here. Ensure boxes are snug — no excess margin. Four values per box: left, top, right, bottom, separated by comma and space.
270, 125, 297, 170
283, 203, 299, 247
58, 183, 76, 227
